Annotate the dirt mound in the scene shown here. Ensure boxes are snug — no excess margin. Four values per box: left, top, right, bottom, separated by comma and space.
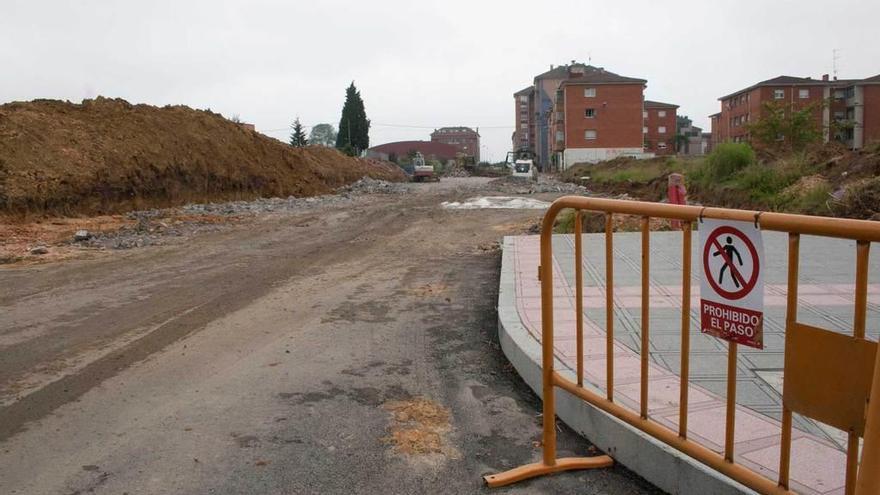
0, 97, 405, 217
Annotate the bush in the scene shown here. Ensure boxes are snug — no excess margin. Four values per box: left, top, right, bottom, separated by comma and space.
832, 177, 880, 220
704, 143, 755, 181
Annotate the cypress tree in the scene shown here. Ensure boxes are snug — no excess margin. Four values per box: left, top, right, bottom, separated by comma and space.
335, 82, 370, 156
289, 117, 308, 147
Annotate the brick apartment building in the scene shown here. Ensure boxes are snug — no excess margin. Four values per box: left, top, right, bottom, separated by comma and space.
514, 62, 681, 169
513, 86, 535, 153
643, 100, 678, 155
711, 73, 880, 149
430, 126, 480, 162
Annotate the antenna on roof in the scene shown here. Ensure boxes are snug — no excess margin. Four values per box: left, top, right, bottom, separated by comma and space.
588, 51, 592, 64
832, 48, 840, 80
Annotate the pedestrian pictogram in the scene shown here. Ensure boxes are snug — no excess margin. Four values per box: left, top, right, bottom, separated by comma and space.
700, 219, 765, 349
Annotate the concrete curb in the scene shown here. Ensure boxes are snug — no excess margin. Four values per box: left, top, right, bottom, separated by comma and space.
497, 236, 755, 495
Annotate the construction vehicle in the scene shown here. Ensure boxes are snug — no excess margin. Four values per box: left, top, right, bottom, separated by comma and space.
505, 149, 537, 180
411, 152, 438, 182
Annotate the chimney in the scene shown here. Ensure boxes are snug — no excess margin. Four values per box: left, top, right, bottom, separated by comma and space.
822, 74, 829, 81
550, 64, 554, 70
834, 76, 838, 81
571, 60, 576, 65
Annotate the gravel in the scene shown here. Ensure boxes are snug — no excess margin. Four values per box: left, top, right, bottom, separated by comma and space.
486, 175, 588, 195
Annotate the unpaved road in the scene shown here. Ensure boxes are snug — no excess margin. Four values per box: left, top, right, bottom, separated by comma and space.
0, 178, 658, 494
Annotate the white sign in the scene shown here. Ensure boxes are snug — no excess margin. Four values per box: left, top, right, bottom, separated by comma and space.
699, 218, 765, 349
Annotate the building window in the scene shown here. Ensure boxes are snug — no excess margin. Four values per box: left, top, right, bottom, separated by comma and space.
519, 95, 529, 103
584, 87, 596, 97
658, 126, 667, 134
642, 111, 648, 118
834, 89, 846, 100
773, 89, 785, 99
556, 131, 564, 142
799, 89, 809, 99
776, 133, 785, 141
834, 111, 845, 121
658, 110, 667, 118
643, 126, 648, 134
584, 130, 597, 140
658, 142, 667, 150
585, 108, 596, 118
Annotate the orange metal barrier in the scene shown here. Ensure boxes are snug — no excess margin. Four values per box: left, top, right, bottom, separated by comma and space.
484, 196, 880, 495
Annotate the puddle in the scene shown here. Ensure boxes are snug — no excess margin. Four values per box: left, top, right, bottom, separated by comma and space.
441, 196, 550, 210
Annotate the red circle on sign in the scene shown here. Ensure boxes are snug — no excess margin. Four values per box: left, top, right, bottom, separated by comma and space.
702, 226, 760, 300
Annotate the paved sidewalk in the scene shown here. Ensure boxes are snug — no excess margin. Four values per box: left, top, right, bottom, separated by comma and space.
510, 231, 880, 495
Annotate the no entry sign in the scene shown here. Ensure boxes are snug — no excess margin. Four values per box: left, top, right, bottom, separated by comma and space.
699, 218, 765, 349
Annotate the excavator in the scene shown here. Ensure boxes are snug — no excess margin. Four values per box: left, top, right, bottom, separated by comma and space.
411, 152, 438, 182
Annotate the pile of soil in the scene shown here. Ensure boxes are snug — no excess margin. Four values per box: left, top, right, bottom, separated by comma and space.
0, 97, 405, 216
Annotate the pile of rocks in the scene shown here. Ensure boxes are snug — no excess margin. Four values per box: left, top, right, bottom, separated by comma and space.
486, 176, 588, 195
336, 176, 409, 195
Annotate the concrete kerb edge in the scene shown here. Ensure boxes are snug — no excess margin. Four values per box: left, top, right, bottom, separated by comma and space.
497, 236, 756, 495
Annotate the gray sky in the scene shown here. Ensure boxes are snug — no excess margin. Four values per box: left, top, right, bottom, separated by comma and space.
3, 0, 878, 162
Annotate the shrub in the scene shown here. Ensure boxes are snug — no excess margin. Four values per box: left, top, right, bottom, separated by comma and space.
704, 143, 755, 181
832, 177, 880, 220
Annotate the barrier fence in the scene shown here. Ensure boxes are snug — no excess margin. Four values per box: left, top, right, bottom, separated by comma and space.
484, 196, 880, 495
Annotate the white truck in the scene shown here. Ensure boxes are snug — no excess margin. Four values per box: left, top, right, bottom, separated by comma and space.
506, 149, 537, 180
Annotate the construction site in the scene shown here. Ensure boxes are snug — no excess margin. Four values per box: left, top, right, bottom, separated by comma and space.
3, 2, 880, 495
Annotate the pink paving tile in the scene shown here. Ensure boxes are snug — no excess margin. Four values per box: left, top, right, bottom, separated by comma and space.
616, 377, 714, 414
583, 296, 606, 308
685, 406, 780, 449
764, 295, 789, 306
742, 437, 846, 493
799, 294, 853, 306
583, 354, 669, 384
555, 335, 629, 357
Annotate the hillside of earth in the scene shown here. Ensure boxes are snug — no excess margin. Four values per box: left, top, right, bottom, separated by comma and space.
0, 97, 405, 217
561, 141, 880, 221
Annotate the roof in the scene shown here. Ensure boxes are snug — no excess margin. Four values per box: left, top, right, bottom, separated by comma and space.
864, 74, 880, 83
719, 75, 833, 100
708, 112, 722, 118
430, 126, 479, 136
534, 65, 572, 80
514, 85, 534, 96
367, 141, 459, 160
557, 65, 646, 86
644, 100, 679, 109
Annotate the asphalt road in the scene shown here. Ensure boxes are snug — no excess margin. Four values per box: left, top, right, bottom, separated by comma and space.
0, 178, 660, 494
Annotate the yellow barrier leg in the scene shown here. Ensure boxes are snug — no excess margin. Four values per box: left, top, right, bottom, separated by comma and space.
484, 213, 614, 488
484, 455, 614, 488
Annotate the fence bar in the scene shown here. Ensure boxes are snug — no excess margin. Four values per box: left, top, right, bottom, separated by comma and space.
536, 196, 880, 242
857, 315, 880, 494
679, 221, 692, 438
539, 226, 557, 466
640, 216, 650, 419
575, 211, 584, 387
605, 213, 615, 401
725, 342, 738, 462
846, 241, 870, 494
779, 232, 800, 488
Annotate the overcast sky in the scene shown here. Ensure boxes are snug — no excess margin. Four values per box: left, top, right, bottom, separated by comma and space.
3, 0, 878, 161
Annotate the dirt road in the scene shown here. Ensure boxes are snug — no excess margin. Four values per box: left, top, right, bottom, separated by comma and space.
0, 178, 657, 494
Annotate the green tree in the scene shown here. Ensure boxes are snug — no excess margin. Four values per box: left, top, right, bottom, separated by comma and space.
747, 101, 822, 151
308, 123, 337, 147
335, 82, 371, 155
289, 117, 308, 147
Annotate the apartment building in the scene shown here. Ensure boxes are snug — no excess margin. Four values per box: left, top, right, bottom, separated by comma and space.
430, 126, 480, 162
550, 65, 652, 167
515, 62, 681, 169
711, 73, 880, 149
512, 86, 535, 153
643, 100, 678, 155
